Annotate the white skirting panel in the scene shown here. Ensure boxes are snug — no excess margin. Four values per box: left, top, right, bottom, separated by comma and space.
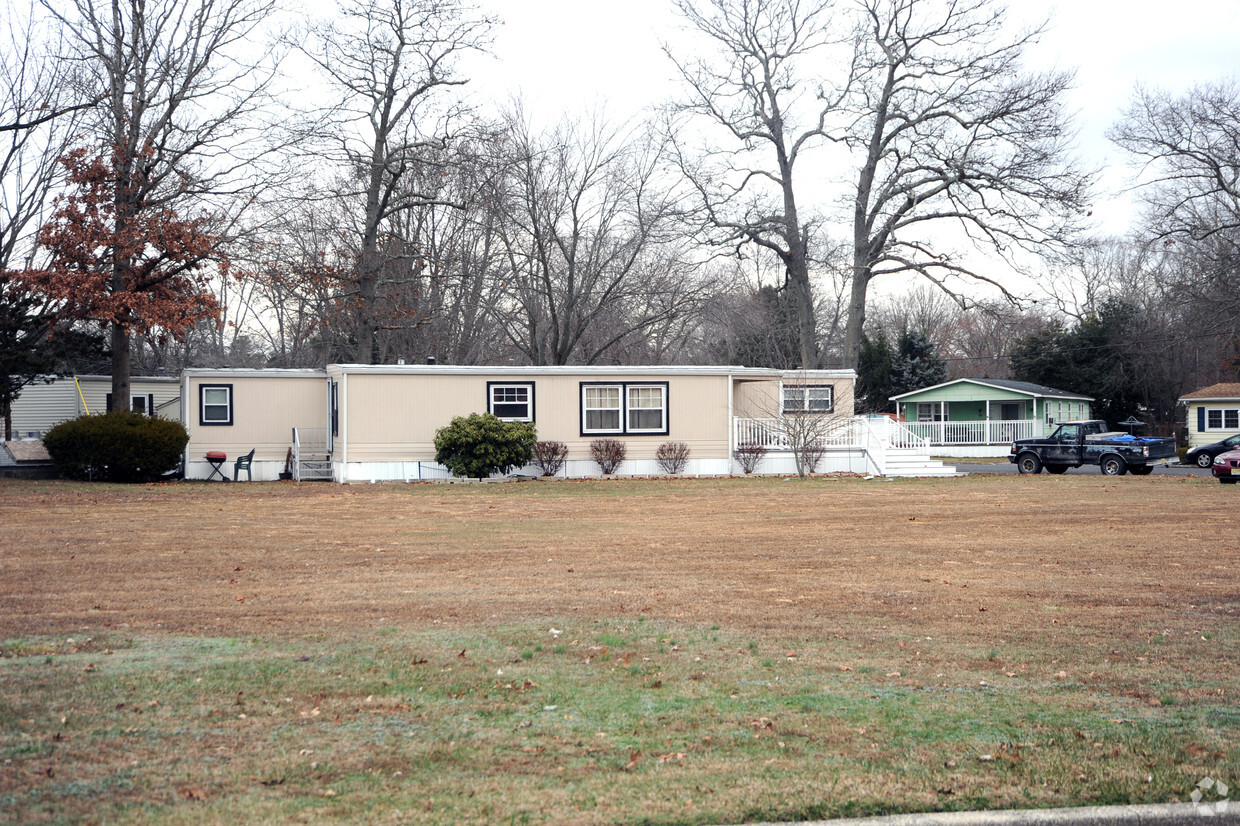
337, 448, 875, 482
184, 460, 280, 482
925, 445, 1013, 458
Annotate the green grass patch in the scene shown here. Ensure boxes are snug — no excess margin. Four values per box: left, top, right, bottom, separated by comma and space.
1, 622, 1235, 825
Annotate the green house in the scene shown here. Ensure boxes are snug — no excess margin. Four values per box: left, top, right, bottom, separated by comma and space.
890, 378, 1093, 456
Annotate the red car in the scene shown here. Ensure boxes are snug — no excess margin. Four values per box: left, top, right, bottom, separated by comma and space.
1211, 448, 1240, 484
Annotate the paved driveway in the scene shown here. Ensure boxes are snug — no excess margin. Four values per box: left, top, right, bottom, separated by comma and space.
951, 459, 1202, 477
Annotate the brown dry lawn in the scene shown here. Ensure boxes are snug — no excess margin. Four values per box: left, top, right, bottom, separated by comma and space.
0, 473, 1235, 643
0, 473, 1237, 824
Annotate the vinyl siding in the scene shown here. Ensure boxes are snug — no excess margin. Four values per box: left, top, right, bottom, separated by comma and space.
183, 372, 326, 464
337, 371, 736, 463
6, 375, 179, 437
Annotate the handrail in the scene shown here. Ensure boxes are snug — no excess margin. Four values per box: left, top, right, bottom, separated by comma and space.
292, 427, 329, 482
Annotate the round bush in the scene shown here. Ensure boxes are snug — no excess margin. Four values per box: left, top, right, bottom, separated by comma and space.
43, 411, 189, 483
433, 413, 536, 478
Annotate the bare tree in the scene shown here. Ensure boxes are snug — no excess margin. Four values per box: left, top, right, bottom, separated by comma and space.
491, 111, 711, 365
1110, 80, 1240, 243
939, 301, 1045, 380
840, 0, 1093, 368
1110, 80, 1240, 380
36, 0, 283, 411
299, 0, 494, 364
666, 0, 851, 369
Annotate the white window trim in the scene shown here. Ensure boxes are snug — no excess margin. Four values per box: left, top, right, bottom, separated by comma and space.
917, 401, 945, 423
782, 384, 834, 414
582, 384, 624, 435
1206, 407, 1240, 430
580, 382, 669, 436
625, 384, 668, 434
200, 384, 233, 426
487, 382, 535, 422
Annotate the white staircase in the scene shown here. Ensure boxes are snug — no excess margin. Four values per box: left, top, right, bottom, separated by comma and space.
882, 447, 958, 477
292, 428, 333, 482
861, 417, 959, 477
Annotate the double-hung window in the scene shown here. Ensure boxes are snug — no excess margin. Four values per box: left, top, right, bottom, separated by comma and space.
626, 385, 667, 433
782, 384, 833, 414
917, 402, 945, 423
1206, 408, 1240, 430
581, 382, 668, 436
488, 382, 534, 422
582, 385, 623, 433
200, 384, 233, 426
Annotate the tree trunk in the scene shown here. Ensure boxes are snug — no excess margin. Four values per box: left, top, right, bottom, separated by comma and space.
110, 323, 130, 412
842, 260, 870, 370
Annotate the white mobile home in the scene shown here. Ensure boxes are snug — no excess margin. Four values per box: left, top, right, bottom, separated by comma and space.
181, 364, 950, 481
6, 374, 181, 439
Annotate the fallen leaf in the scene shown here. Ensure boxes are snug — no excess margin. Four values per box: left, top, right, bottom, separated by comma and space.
623, 750, 641, 771
457, 650, 467, 659
178, 786, 206, 800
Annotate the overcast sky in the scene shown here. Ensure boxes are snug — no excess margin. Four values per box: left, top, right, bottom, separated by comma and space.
468, 0, 1240, 235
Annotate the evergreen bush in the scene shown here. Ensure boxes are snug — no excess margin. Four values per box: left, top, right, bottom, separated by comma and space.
42, 412, 188, 482
433, 413, 536, 478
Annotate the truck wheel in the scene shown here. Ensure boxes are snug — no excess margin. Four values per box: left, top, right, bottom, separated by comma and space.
1017, 453, 1042, 474
1100, 455, 1127, 476
1046, 464, 1068, 474
1130, 465, 1153, 476
1196, 453, 1214, 469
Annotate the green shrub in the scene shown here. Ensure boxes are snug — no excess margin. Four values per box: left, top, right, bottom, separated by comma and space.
433, 413, 536, 478
43, 412, 188, 482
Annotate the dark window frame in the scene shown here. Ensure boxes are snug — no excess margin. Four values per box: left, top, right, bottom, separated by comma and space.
486, 381, 536, 423
782, 383, 835, 414
579, 381, 669, 437
200, 383, 234, 426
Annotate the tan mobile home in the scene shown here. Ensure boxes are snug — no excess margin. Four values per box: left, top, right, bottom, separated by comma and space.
181, 365, 882, 481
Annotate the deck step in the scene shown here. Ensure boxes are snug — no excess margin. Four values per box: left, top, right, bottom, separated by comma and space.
882, 448, 958, 477
295, 453, 333, 481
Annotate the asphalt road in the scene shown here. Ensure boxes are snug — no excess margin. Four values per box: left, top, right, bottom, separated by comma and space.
950, 459, 1205, 477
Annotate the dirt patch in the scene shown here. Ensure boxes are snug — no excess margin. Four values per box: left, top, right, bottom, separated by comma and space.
1, 474, 1234, 645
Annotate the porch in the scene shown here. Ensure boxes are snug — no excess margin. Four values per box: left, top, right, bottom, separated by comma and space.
901, 419, 1041, 446
733, 416, 955, 477
889, 379, 1091, 456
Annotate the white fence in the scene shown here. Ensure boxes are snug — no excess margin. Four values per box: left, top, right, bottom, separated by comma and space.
900, 419, 1039, 446
733, 416, 931, 476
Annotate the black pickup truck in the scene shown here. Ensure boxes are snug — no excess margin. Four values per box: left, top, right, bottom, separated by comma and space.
1008, 420, 1177, 476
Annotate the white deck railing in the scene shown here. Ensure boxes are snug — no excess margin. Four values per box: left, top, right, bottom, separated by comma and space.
734, 416, 867, 451
901, 419, 1039, 445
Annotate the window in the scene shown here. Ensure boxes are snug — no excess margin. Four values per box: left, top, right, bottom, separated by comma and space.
488, 382, 534, 422
583, 385, 622, 433
917, 402, 945, 422
581, 382, 668, 436
106, 393, 154, 415
1229, 410, 1240, 430
627, 385, 666, 432
782, 384, 833, 414
200, 384, 233, 426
